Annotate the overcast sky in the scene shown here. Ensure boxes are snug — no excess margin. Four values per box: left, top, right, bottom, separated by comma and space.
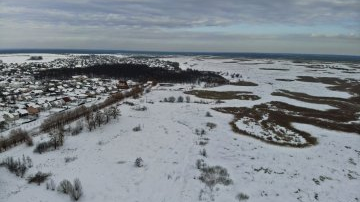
0, 0, 359, 55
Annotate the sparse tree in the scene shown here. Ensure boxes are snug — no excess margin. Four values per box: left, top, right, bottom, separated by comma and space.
109, 106, 120, 119
177, 96, 184, 103
94, 111, 104, 127
50, 126, 64, 150
168, 96, 176, 103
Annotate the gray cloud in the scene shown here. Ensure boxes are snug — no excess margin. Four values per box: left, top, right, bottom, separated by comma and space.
1, 0, 359, 28
0, 0, 359, 54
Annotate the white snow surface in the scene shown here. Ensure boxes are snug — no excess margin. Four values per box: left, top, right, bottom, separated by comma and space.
0, 54, 68, 64
1, 55, 359, 202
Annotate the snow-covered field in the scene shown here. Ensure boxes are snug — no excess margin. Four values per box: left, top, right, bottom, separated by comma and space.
0, 54, 69, 64
1, 55, 359, 202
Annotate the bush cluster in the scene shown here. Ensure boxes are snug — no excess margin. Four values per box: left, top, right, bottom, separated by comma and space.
34, 128, 64, 154
58, 178, 83, 201
135, 157, 144, 167
0, 155, 32, 178
86, 106, 120, 132
71, 121, 83, 136
27, 172, 51, 185
0, 129, 33, 152
133, 125, 142, 132
199, 165, 233, 188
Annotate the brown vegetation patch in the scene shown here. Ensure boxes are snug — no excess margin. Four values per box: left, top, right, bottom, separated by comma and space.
214, 97, 359, 147
184, 90, 260, 100
259, 68, 290, 71
272, 90, 360, 111
296, 76, 360, 95
229, 80, 258, 86
275, 79, 294, 82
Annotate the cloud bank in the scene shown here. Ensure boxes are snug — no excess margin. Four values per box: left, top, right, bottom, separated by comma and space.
0, 0, 359, 54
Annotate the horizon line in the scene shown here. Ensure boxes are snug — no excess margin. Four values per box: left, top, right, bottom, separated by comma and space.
0, 48, 359, 57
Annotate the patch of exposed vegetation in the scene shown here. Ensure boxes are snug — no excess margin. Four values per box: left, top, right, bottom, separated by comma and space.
259, 68, 290, 71
229, 80, 258, 86
199, 165, 233, 189
184, 90, 260, 100
27, 172, 51, 185
236, 193, 250, 201
214, 93, 359, 147
275, 79, 295, 82
0, 156, 32, 178
215, 77, 360, 147
272, 89, 360, 112
296, 76, 360, 96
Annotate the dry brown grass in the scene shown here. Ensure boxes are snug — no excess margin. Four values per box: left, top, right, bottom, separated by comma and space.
184, 90, 260, 100
229, 81, 258, 86
259, 68, 290, 71
296, 76, 360, 95
214, 98, 359, 147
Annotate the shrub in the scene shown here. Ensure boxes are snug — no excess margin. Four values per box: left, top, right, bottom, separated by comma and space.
205, 111, 212, 117
70, 178, 83, 201
34, 141, 53, 154
24, 133, 34, 146
27, 172, 51, 185
200, 149, 207, 157
123, 101, 135, 106
46, 179, 56, 191
57, 178, 83, 201
58, 179, 73, 194
133, 125, 141, 132
133, 94, 140, 99
199, 165, 233, 188
195, 129, 206, 136
199, 140, 208, 146
135, 157, 143, 167
133, 105, 147, 111
65, 156, 77, 163
0, 156, 31, 178
71, 121, 83, 136
215, 99, 225, 104
206, 122, 217, 130
168, 96, 176, 103
196, 159, 206, 170
236, 193, 249, 201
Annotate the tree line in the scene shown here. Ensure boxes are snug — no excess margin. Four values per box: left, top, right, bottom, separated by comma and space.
34, 63, 227, 84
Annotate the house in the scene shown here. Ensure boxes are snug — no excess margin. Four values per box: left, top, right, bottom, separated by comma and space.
127, 80, 137, 87
27, 106, 40, 116
16, 109, 28, 117
42, 102, 52, 110
117, 80, 129, 89
62, 97, 72, 103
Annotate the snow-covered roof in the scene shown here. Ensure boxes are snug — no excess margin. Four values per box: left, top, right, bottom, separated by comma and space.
16, 109, 28, 115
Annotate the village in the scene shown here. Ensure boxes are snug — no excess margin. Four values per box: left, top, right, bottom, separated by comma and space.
0, 54, 169, 134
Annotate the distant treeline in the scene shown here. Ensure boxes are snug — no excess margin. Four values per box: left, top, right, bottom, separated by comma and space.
34, 64, 227, 84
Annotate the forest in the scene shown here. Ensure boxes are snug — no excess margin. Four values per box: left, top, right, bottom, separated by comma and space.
34, 64, 227, 84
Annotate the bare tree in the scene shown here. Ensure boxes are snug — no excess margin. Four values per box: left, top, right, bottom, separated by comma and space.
94, 111, 104, 127
50, 126, 64, 150
110, 106, 120, 119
